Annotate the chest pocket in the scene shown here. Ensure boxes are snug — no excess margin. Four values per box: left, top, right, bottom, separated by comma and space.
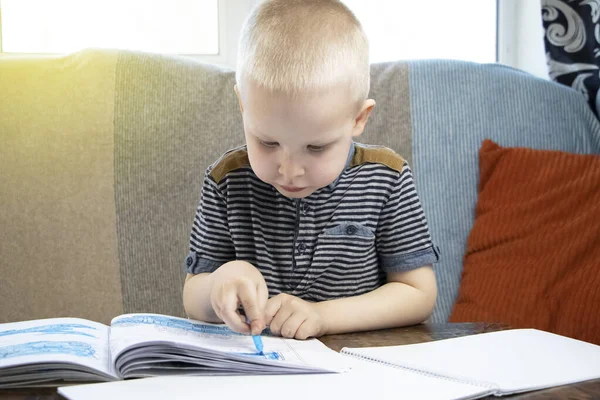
308, 222, 381, 300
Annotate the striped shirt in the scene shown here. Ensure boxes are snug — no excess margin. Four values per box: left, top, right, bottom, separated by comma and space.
185, 142, 440, 301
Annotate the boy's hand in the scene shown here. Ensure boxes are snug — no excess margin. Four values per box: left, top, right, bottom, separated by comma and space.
210, 260, 268, 335
264, 293, 327, 340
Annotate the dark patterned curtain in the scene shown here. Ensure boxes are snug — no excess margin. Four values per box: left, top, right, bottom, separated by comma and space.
542, 0, 600, 117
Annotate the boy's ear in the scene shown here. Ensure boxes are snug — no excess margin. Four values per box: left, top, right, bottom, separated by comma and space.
352, 99, 376, 137
234, 85, 244, 113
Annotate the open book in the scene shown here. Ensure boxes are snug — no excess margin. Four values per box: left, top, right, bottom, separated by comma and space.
0, 313, 348, 388
341, 328, 600, 398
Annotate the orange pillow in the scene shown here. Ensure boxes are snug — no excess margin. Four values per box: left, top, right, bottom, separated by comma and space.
450, 140, 600, 344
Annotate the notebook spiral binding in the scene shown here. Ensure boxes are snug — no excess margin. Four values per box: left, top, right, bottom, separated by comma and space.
340, 348, 498, 392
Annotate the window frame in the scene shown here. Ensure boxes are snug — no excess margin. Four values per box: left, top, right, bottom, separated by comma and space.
497, 0, 516, 67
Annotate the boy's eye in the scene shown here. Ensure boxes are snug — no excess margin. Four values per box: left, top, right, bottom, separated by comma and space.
260, 140, 279, 148
307, 145, 327, 152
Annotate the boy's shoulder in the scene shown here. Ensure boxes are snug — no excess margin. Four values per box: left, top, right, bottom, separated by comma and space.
208, 145, 250, 183
350, 143, 407, 174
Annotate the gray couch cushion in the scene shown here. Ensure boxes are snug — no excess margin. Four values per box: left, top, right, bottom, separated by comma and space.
113, 51, 243, 318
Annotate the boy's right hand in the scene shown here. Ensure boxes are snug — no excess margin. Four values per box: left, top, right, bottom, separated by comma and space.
209, 260, 268, 335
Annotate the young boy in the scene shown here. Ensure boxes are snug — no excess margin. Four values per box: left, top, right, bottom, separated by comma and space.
183, 0, 439, 340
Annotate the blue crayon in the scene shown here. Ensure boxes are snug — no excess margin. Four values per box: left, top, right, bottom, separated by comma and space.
245, 316, 264, 355
252, 333, 264, 355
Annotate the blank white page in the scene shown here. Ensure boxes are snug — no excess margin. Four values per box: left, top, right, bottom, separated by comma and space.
342, 329, 600, 395
59, 357, 490, 400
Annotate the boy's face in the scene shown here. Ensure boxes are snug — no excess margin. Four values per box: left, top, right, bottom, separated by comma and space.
236, 80, 374, 198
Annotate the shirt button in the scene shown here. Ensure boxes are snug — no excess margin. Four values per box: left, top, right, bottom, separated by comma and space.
345, 225, 358, 235
185, 254, 194, 267
301, 202, 310, 215
297, 243, 306, 254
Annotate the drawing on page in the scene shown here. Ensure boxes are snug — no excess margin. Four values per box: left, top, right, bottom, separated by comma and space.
238, 351, 282, 360
110, 315, 286, 360
0, 341, 98, 359
112, 314, 271, 336
112, 315, 241, 337
0, 324, 99, 339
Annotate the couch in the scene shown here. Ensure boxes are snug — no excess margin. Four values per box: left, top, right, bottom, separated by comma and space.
2, 49, 599, 326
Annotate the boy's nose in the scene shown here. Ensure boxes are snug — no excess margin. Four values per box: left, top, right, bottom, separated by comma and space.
278, 153, 305, 179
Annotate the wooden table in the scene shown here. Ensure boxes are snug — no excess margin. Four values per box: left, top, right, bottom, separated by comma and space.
2, 322, 599, 399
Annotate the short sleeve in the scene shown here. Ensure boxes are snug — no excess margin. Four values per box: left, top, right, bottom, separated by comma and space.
185, 172, 235, 274
376, 162, 440, 272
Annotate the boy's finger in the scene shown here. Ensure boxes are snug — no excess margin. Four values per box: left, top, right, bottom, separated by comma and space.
221, 308, 250, 334
280, 312, 307, 339
257, 282, 269, 311
238, 283, 264, 333
268, 299, 292, 336
294, 319, 314, 340
250, 320, 265, 336
252, 282, 269, 334
263, 295, 282, 327
220, 290, 250, 334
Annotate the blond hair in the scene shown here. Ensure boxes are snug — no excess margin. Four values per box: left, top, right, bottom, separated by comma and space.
236, 0, 370, 105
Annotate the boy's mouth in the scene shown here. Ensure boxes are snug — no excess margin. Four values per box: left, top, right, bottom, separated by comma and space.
280, 185, 305, 193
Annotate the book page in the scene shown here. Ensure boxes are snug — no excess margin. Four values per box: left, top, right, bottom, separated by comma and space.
109, 313, 348, 375
343, 329, 600, 395
0, 318, 115, 379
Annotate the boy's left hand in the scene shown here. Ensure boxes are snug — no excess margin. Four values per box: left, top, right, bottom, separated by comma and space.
264, 293, 326, 339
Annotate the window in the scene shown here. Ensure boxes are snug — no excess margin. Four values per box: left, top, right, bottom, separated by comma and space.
1, 0, 547, 78
342, 0, 497, 64
0, 0, 219, 54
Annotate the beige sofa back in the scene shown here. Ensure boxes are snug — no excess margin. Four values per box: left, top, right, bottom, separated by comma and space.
1, 50, 246, 324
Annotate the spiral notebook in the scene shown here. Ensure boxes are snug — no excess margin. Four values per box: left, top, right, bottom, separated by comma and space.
341, 328, 600, 397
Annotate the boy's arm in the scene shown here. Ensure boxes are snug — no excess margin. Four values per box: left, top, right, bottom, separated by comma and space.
182, 168, 241, 323
312, 160, 438, 335
314, 265, 437, 335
